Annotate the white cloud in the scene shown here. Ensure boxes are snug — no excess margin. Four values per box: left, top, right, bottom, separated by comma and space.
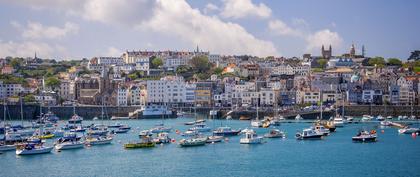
105, 47, 122, 56
145, 0, 278, 56
220, 0, 271, 19
268, 20, 303, 37
203, 3, 219, 14
15, 21, 79, 39
306, 29, 343, 52
0, 40, 59, 58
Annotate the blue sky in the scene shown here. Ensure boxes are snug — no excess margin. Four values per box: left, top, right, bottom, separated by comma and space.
0, 0, 419, 60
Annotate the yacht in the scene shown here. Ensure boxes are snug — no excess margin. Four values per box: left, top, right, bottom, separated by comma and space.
16, 143, 53, 155
213, 126, 241, 136
54, 133, 84, 150
295, 114, 303, 120
41, 111, 59, 123
251, 120, 263, 128
240, 129, 264, 144
68, 114, 83, 124
264, 129, 286, 138
361, 115, 373, 121
352, 130, 377, 142
206, 135, 224, 143
380, 121, 392, 126
179, 137, 207, 147
153, 132, 172, 144
85, 135, 113, 145
295, 128, 323, 140
150, 125, 172, 133
114, 125, 131, 134
376, 115, 385, 121
188, 123, 211, 132
333, 117, 345, 127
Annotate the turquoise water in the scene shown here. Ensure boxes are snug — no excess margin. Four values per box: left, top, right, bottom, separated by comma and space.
1, 117, 420, 177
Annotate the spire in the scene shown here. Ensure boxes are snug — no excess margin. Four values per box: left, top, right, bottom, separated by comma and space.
329, 45, 332, 51
362, 45, 365, 57
34, 51, 37, 59
196, 45, 199, 53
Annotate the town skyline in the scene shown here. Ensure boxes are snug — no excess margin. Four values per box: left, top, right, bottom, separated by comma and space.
1, 0, 419, 60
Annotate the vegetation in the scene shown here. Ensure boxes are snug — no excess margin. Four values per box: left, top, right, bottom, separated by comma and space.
0, 74, 28, 86
190, 55, 211, 72
23, 94, 36, 103
368, 57, 386, 67
128, 71, 145, 80
317, 59, 328, 68
387, 58, 402, 66
312, 68, 324, 72
45, 76, 61, 90
213, 67, 224, 76
150, 56, 163, 69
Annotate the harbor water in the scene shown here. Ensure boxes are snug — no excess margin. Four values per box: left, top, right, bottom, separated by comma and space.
1, 115, 420, 177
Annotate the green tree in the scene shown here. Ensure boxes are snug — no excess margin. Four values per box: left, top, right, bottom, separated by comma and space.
190, 55, 210, 72
368, 57, 386, 67
213, 67, 224, 75
387, 58, 402, 66
10, 58, 22, 69
45, 77, 61, 91
23, 94, 35, 103
128, 73, 138, 80
317, 59, 328, 68
150, 57, 163, 69
176, 65, 191, 74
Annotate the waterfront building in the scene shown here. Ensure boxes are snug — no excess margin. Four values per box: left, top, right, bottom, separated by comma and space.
0, 81, 22, 99
117, 85, 128, 106
302, 91, 320, 104
59, 80, 75, 101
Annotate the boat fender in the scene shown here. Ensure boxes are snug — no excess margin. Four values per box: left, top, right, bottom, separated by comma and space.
224, 138, 229, 142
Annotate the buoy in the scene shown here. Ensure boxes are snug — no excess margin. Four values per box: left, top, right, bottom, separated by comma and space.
412, 132, 417, 138
381, 130, 385, 133
171, 139, 176, 143
224, 138, 229, 142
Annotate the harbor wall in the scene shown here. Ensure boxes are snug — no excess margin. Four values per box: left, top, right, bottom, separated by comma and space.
342, 105, 420, 117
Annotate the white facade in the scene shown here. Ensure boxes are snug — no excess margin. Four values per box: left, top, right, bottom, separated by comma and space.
0, 81, 22, 99
303, 91, 320, 104
135, 57, 150, 75
117, 86, 128, 106
164, 56, 190, 69
147, 76, 191, 104
97, 57, 124, 66
59, 80, 74, 101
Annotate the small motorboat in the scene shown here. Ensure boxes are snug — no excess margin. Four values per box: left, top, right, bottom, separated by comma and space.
380, 121, 392, 126
312, 125, 330, 136
333, 116, 345, 127
206, 135, 224, 143
361, 115, 373, 121
54, 133, 84, 150
0, 143, 17, 151
150, 126, 172, 133
240, 129, 264, 144
110, 116, 130, 120
85, 135, 113, 145
69, 126, 86, 133
376, 115, 385, 121
153, 132, 172, 144
108, 123, 124, 128
195, 119, 206, 124
345, 116, 354, 123
184, 121, 196, 125
386, 116, 393, 120
264, 129, 286, 138
16, 143, 53, 155
352, 130, 377, 142
398, 127, 420, 134
114, 125, 131, 134
295, 128, 323, 140
181, 130, 199, 137
295, 114, 303, 120
139, 130, 153, 137
409, 115, 416, 120
68, 114, 83, 124
213, 127, 241, 136
188, 123, 211, 132
251, 120, 263, 127
179, 137, 207, 147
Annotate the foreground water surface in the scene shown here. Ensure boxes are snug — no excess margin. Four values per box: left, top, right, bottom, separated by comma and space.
1, 116, 420, 177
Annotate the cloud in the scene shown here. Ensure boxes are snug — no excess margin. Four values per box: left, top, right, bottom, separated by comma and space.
203, 3, 219, 14
0, 40, 62, 58
268, 20, 303, 37
306, 29, 343, 52
13, 21, 79, 40
105, 47, 122, 56
220, 0, 271, 19
145, 0, 278, 56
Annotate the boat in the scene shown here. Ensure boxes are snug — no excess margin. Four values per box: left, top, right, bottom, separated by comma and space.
213, 127, 241, 136
113, 125, 131, 134
312, 125, 330, 136
41, 111, 59, 123
361, 115, 373, 121
139, 130, 153, 137
295, 114, 303, 120
141, 105, 177, 119
150, 125, 172, 133
85, 135, 113, 145
352, 130, 377, 142
333, 117, 345, 127
380, 121, 392, 126
184, 121, 196, 125
54, 133, 84, 150
69, 126, 86, 132
251, 120, 263, 127
153, 132, 172, 144
240, 129, 264, 144
264, 129, 286, 138
206, 135, 224, 143
386, 116, 393, 119
16, 143, 53, 155
295, 128, 323, 140
188, 123, 211, 132
317, 120, 336, 132
108, 123, 124, 128
179, 137, 207, 147
110, 116, 130, 120
86, 128, 109, 136
0, 143, 16, 151
376, 115, 385, 121
124, 134, 155, 148
345, 116, 354, 123
409, 115, 416, 120
398, 127, 420, 134
270, 118, 282, 126
68, 114, 83, 124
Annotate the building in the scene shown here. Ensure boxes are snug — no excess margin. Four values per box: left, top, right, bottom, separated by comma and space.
1, 65, 15, 74
321, 45, 332, 59
146, 76, 191, 106
59, 80, 75, 101
0, 81, 22, 99
117, 85, 128, 106
303, 91, 320, 104
195, 81, 214, 107
97, 57, 124, 66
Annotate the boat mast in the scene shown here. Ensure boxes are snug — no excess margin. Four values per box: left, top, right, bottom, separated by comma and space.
20, 95, 24, 126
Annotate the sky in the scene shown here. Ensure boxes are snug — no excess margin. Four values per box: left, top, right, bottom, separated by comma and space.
0, 0, 419, 60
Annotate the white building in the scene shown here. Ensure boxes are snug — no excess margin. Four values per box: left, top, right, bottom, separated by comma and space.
117, 86, 128, 106
59, 80, 74, 101
259, 88, 276, 106
303, 91, 320, 104
135, 57, 150, 75
147, 76, 191, 105
164, 56, 190, 69
0, 81, 22, 99
97, 57, 124, 66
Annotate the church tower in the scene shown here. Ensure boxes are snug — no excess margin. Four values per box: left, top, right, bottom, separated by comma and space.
321, 45, 332, 59
350, 43, 356, 57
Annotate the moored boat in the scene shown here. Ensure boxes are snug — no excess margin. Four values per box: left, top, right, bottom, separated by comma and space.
398, 127, 420, 134
352, 130, 377, 142
206, 135, 224, 143
264, 129, 286, 138
179, 137, 207, 147
85, 135, 113, 145
213, 126, 241, 136
16, 143, 53, 155
54, 133, 84, 150
295, 128, 323, 140
240, 129, 264, 144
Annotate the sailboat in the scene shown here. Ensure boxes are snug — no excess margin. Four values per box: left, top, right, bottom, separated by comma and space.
332, 88, 345, 127
251, 92, 263, 127
213, 105, 241, 136
16, 142, 53, 155
0, 102, 17, 151
68, 103, 83, 124
87, 98, 109, 136
206, 109, 223, 143
54, 132, 84, 150
150, 103, 172, 134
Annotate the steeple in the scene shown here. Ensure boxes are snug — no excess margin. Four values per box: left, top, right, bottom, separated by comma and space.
362, 45, 365, 57
34, 51, 37, 59
196, 45, 200, 53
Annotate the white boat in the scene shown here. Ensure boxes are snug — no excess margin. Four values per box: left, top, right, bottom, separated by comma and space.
150, 126, 172, 133
240, 129, 264, 144
141, 105, 176, 119
361, 115, 373, 121
179, 137, 207, 147
398, 127, 420, 134
312, 125, 330, 136
397, 115, 403, 120
85, 136, 113, 145
139, 130, 153, 137
345, 116, 354, 123
0, 144, 16, 151
110, 116, 130, 120
68, 114, 83, 124
386, 116, 393, 119
295, 128, 323, 140
251, 120, 263, 127
264, 129, 286, 138
333, 117, 345, 127
352, 130, 377, 142
380, 121, 392, 126
16, 143, 53, 155
376, 115, 385, 121
153, 132, 172, 144
55, 133, 84, 150
295, 114, 303, 120
206, 135, 224, 143
188, 123, 211, 132
409, 115, 416, 120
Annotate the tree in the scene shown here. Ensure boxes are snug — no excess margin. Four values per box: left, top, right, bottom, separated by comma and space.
213, 67, 224, 75
317, 59, 328, 68
23, 94, 35, 103
368, 57, 386, 67
150, 57, 163, 69
10, 58, 22, 70
190, 55, 210, 72
387, 58, 402, 66
176, 65, 191, 74
45, 76, 61, 91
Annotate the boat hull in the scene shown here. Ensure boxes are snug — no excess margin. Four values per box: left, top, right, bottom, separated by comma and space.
55, 143, 84, 150
352, 137, 376, 142
16, 147, 53, 155
124, 142, 155, 148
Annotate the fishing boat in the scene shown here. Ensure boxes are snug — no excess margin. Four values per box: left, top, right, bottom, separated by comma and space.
295, 128, 323, 140
264, 129, 286, 138
54, 133, 84, 150
213, 127, 241, 136
352, 130, 377, 142
398, 127, 420, 134
312, 125, 330, 136
153, 132, 172, 144
188, 123, 211, 132
240, 129, 264, 144
85, 135, 113, 145
376, 115, 385, 121
179, 137, 207, 147
16, 143, 53, 155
